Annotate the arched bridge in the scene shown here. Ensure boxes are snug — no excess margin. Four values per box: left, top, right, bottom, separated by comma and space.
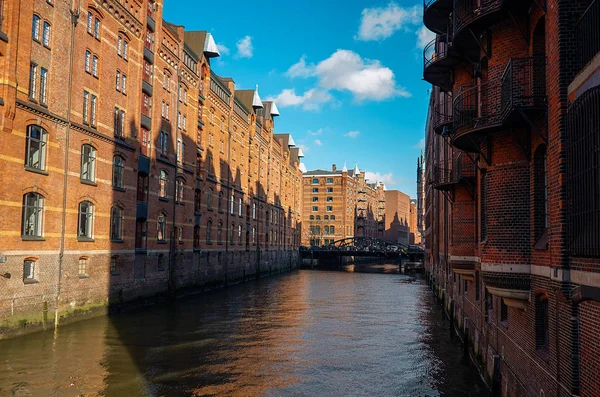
300, 237, 424, 263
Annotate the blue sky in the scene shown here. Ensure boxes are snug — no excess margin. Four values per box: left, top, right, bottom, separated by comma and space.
164, 0, 434, 198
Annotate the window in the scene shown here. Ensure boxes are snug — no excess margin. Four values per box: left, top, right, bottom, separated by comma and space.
327, 197, 333, 202
218, 191, 223, 212
123, 40, 128, 60
194, 226, 200, 248
176, 179, 184, 203
207, 189, 213, 210
115, 71, 121, 91
238, 198, 243, 216
194, 189, 201, 213
25, 125, 47, 171
327, 187, 333, 193
326, 206, 333, 212
500, 299, 508, 324
118, 36, 128, 59
326, 178, 333, 184
330, 215, 335, 220
32, 15, 41, 40
157, 213, 166, 242
159, 170, 168, 199
112, 156, 124, 189
485, 289, 493, 323
238, 225, 242, 244
80, 144, 96, 182
23, 260, 37, 282
252, 203, 256, 219
217, 222, 223, 244
39, 68, 48, 105
309, 215, 314, 220
206, 220, 212, 243
312, 197, 318, 202
110, 206, 123, 241
22, 193, 44, 237
324, 226, 329, 235
316, 215, 321, 220
164, 72, 171, 90
135, 219, 147, 250
312, 206, 318, 212
159, 131, 168, 154
94, 17, 100, 39
90, 94, 97, 127
176, 139, 182, 163
178, 226, 183, 244
85, 50, 91, 73
78, 258, 88, 276
330, 226, 335, 234
312, 188, 318, 193
117, 36, 122, 56
78, 201, 94, 239
230, 194, 234, 214
92, 55, 98, 77
161, 101, 165, 118
252, 227, 256, 244
114, 107, 125, 137
183, 115, 187, 131
29, 63, 37, 99
83, 91, 89, 123
42, 22, 50, 47
87, 12, 93, 34
535, 295, 549, 352
165, 104, 170, 119
110, 256, 118, 275
230, 224, 235, 244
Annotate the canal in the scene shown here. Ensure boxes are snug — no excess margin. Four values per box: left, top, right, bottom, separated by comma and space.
0, 264, 489, 396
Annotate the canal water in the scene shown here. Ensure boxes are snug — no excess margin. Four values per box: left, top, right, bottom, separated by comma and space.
0, 264, 489, 397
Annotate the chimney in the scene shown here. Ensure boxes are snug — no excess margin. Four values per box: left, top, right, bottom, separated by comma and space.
332, 164, 337, 172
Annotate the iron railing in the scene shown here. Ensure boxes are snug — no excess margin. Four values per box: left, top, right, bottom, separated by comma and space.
576, 0, 599, 70
434, 91, 453, 132
433, 153, 476, 188
500, 56, 547, 120
566, 85, 600, 257
424, 36, 451, 69
453, 81, 502, 136
453, 0, 502, 37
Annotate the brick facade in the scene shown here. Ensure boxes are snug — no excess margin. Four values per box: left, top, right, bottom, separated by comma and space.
0, 0, 302, 339
423, 0, 600, 395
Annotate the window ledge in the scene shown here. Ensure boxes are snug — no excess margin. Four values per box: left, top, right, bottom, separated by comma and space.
78, 275, 90, 279
193, 248, 201, 252
113, 186, 126, 192
135, 249, 147, 255
23, 279, 39, 285
159, 197, 169, 202
178, 241, 184, 245
217, 242, 223, 245
78, 237, 95, 242
22, 236, 45, 241
80, 179, 97, 187
110, 239, 124, 243
206, 241, 212, 245
157, 240, 167, 244
194, 211, 202, 216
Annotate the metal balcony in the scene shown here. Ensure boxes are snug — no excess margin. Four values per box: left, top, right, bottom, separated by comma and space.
576, 0, 599, 71
423, 35, 458, 92
424, 0, 453, 34
500, 56, 547, 124
433, 153, 476, 191
433, 91, 453, 135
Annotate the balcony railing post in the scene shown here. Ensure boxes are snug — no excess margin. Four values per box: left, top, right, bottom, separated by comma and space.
576, 0, 599, 70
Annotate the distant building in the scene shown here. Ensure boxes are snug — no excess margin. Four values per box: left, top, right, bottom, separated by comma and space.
302, 164, 385, 246
383, 190, 411, 246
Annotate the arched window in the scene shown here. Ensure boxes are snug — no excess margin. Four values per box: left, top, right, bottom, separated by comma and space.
112, 156, 124, 189
252, 227, 256, 244
217, 222, 223, 244
252, 203, 256, 219
110, 255, 119, 275
330, 225, 335, 234
535, 294, 549, 352
330, 215, 335, 220
22, 193, 44, 237
218, 191, 223, 211
25, 125, 48, 171
324, 215, 329, 220
238, 198, 243, 216
177, 226, 183, 243
85, 50, 91, 73
194, 189, 201, 213
80, 144, 96, 182
78, 257, 88, 277
42, 21, 51, 47
316, 215, 321, 220
32, 15, 41, 40
194, 225, 200, 248
206, 220, 212, 243
157, 213, 166, 242
207, 188, 213, 209
310, 215, 314, 220
176, 179, 184, 203
230, 194, 234, 214
110, 206, 123, 241
78, 201, 94, 239
159, 170, 168, 198
238, 225, 242, 244
230, 223, 235, 244
534, 145, 548, 246
23, 259, 37, 282
324, 226, 330, 235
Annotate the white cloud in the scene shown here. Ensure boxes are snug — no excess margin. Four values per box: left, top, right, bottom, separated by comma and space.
267, 88, 333, 111
414, 137, 425, 149
315, 50, 411, 100
356, 3, 420, 41
216, 43, 230, 55
236, 36, 253, 58
308, 128, 323, 136
364, 171, 397, 185
416, 26, 435, 49
345, 130, 360, 138
286, 55, 316, 78
314, 139, 322, 146
298, 144, 309, 153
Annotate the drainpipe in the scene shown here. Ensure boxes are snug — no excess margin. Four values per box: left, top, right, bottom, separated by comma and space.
56, 1, 80, 329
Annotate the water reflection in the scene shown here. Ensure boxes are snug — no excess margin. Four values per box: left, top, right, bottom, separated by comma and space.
0, 267, 488, 397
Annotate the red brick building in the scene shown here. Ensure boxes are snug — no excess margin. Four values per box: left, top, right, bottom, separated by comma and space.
0, 0, 302, 339
423, 0, 600, 395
